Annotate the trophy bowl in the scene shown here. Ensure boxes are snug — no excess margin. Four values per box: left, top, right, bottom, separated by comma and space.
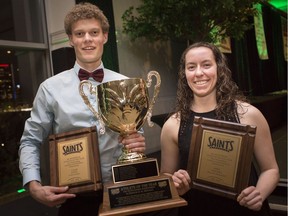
97, 78, 148, 135
79, 71, 161, 164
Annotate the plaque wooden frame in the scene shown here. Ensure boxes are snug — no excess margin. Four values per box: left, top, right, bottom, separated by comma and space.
187, 116, 256, 200
49, 126, 102, 194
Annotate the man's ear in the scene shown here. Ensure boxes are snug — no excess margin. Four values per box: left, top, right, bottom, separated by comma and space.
68, 35, 74, 47
103, 32, 108, 44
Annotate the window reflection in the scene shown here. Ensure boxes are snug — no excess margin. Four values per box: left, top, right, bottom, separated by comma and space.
0, 46, 49, 198
0, 0, 49, 200
0, 0, 45, 43
0, 48, 48, 112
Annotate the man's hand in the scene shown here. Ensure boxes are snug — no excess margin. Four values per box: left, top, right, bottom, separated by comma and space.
119, 132, 146, 153
28, 180, 76, 207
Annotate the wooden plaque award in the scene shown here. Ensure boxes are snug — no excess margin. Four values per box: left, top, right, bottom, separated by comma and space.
49, 126, 102, 194
187, 116, 256, 199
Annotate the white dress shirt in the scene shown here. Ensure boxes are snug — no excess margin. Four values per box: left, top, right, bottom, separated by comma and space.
19, 62, 128, 186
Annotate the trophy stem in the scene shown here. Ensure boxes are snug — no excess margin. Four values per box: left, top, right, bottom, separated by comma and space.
117, 147, 146, 164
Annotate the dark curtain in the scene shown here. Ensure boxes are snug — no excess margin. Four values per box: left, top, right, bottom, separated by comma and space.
226, 36, 252, 95
226, 4, 287, 96
262, 5, 287, 91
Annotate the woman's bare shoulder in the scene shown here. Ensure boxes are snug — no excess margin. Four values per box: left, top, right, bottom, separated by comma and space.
237, 101, 267, 125
164, 113, 180, 125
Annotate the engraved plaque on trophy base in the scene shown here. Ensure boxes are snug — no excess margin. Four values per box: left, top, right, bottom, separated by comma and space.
49, 126, 102, 194
99, 175, 187, 216
112, 158, 159, 183
109, 176, 172, 208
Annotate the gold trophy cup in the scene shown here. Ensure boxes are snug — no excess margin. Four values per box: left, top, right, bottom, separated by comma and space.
79, 71, 160, 163
79, 71, 186, 215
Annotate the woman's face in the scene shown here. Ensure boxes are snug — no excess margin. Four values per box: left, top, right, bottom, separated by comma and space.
185, 46, 217, 99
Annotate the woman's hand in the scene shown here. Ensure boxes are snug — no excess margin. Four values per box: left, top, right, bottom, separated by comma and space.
172, 169, 191, 196
119, 132, 146, 153
237, 186, 263, 211
28, 180, 76, 207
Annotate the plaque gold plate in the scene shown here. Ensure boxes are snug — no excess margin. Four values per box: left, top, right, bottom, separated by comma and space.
187, 116, 256, 199
49, 126, 102, 194
112, 158, 159, 183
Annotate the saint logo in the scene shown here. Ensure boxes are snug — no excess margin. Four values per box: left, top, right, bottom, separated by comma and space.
207, 136, 234, 152
62, 142, 83, 155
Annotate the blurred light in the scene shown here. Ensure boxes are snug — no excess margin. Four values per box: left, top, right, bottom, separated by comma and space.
17, 188, 26, 193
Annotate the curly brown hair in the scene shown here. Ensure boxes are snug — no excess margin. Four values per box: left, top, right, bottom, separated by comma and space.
175, 42, 247, 121
64, 2, 109, 35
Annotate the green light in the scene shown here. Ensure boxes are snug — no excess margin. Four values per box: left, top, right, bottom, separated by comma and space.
17, 188, 26, 193
269, 0, 287, 11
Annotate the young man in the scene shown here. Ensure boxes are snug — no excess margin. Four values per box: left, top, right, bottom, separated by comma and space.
19, 3, 145, 215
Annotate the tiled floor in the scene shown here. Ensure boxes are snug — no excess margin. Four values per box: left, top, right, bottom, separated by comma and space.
0, 124, 287, 216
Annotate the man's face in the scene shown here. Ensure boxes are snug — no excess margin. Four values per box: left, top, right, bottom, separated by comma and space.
69, 18, 108, 70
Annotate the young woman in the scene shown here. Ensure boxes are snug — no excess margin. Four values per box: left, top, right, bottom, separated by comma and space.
160, 42, 279, 216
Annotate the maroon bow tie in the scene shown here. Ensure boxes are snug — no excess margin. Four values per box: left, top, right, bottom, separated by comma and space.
78, 68, 104, 82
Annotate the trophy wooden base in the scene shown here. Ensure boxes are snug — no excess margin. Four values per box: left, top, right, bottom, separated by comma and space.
98, 175, 187, 216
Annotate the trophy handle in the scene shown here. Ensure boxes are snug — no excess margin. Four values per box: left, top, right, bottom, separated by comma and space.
146, 71, 161, 127
79, 80, 106, 134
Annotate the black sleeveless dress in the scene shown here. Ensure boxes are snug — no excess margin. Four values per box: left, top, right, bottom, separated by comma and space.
178, 110, 272, 216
